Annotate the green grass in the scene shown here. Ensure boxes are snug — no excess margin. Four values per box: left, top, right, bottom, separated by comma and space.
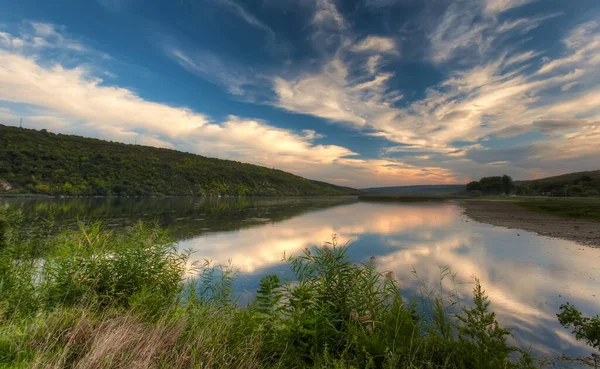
515, 197, 600, 222
0, 206, 569, 368
470, 196, 600, 222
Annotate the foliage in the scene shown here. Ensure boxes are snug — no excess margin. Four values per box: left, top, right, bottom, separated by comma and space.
466, 175, 514, 195
466, 181, 482, 192
0, 207, 539, 368
515, 170, 600, 197
0, 124, 359, 196
557, 303, 600, 351
502, 175, 513, 195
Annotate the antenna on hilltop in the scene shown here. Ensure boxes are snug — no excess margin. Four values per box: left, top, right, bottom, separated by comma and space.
19, 118, 23, 129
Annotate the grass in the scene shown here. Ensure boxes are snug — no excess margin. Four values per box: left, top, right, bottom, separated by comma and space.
1, 205, 583, 369
466, 196, 600, 222
514, 197, 600, 222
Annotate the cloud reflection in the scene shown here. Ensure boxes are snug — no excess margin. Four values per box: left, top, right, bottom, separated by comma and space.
179, 201, 600, 357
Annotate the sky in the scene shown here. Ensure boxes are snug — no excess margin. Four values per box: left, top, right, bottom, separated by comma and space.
0, 0, 599, 188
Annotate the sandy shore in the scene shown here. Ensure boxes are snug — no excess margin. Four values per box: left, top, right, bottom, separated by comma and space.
460, 200, 600, 248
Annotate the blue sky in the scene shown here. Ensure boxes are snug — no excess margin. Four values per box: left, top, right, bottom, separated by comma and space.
1, 0, 599, 187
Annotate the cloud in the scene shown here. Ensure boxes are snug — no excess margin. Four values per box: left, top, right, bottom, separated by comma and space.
427, 2, 558, 65
273, 56, 404, 129
532, 119, 589, 135
0, 21, 87, 53
0, 51, 209, 137
188, 116, 357, 164
351, 36, 397, 54
169, 48, 257, 96
428, 3, 491, 64
538, 21, 600, 74
214, 0, 275, 36
268, 7, 600, 181
484, 0, 537, 16
313, 0, 347, 30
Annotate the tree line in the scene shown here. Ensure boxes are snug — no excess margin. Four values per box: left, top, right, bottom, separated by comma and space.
466, 175, 513, 195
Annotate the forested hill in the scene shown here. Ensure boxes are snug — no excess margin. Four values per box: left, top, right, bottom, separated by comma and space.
0, 125, 360, 196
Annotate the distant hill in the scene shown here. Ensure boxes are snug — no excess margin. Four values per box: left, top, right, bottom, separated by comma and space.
363, 169, 600, 198
0, 125, 360, 197
515, 170, 600, 186
362, 184, 465, 195
514, 170, 600, 196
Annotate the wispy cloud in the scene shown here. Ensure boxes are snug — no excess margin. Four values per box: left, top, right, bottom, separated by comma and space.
214, 0, 275, 36
313, 0, 347, 30
170, 48, 257, 96
0, 21, 88, 53
268, 1, 600, 180
483, 0, 538, 16
538, 21, 600, 74
351, 36, 398, 54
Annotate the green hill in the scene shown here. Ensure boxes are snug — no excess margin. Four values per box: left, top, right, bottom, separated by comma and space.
0, 125, 359, 197
514, 170, 600, 197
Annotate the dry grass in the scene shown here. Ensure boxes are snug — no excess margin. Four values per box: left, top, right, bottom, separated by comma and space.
23, 308, 265, 369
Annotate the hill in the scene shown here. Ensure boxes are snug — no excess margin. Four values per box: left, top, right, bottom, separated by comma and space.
361, 184, 465, 195
514, 170, 600, 196
0, 125, 359, 197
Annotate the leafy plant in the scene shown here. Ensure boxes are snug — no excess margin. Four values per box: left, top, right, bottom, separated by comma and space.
557, 303, 600, 350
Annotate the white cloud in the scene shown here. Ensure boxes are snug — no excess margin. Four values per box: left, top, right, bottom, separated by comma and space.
0, 22, 87, 53
538, 21, 600, 74
428, 3, 558, 65
428, 3, 491, 64
351, 36, 397, 54
484, 0, 537, 16
170, 48, 255, 96
271, 13, 600, 180
313, 0, 347, 30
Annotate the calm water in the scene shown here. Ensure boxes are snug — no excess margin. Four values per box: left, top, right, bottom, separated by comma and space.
4, 197, 600, 358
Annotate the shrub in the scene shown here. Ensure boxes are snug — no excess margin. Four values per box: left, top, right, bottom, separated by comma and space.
40, 221, 188, 312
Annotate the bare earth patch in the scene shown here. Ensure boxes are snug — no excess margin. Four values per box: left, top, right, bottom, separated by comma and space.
460, 200, 600, 248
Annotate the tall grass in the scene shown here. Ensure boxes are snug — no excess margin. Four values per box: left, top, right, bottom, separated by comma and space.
0, 206, 538, 368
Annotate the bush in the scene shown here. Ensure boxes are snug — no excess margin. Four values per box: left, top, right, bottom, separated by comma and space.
40, 221, 188, 313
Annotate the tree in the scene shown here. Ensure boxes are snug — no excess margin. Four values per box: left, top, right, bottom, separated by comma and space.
466, 181, 482, 191
501, 175, 513, 195
479, 176, 504, 195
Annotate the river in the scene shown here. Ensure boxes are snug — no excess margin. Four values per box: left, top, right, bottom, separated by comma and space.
3, 196, 599, 359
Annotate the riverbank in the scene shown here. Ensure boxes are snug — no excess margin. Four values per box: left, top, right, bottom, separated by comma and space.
461, 199, 600, 247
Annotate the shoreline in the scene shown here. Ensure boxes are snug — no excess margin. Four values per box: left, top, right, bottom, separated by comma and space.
460, 200, 600, 248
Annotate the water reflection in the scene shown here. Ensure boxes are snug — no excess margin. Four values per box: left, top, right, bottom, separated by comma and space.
5, 197, 599, 357
180, 201, 600, 357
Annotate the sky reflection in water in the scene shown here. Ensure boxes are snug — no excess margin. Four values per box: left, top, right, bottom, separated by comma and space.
178, 201, 600, 357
